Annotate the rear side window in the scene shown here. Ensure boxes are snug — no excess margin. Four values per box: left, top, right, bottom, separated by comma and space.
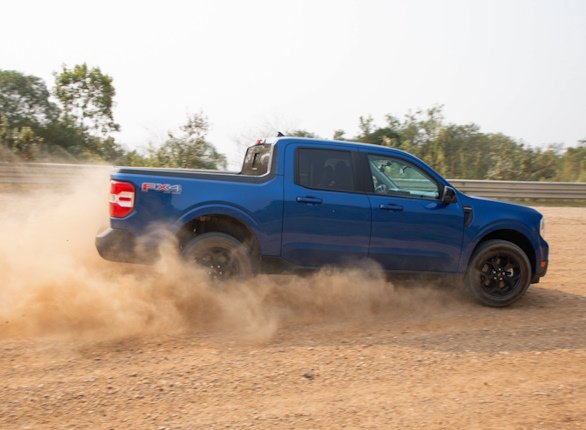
241, 144, 272, 176
297, 148, 355, 192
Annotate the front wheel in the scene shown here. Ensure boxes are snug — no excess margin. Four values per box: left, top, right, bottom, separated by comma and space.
465, 239, 531, 307
182, 232, 253, 280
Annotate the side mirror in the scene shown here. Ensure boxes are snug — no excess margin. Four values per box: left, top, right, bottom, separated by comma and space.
441, 186, 457, 204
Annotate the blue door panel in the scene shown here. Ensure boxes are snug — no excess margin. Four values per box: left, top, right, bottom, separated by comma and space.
282, 187, 371, 266
281, 143, 371, 267
368, 196, 464, 272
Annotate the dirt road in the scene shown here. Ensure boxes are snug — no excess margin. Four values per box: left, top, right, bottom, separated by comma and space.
0, 206, 585, 429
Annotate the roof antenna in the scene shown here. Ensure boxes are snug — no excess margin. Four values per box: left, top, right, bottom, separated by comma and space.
277, 131, 285, 137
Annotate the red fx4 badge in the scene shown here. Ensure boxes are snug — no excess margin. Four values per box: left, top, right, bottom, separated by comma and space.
141, 182, 182, 194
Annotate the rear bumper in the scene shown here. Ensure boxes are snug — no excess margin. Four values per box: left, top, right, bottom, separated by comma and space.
95, 228, 146, 264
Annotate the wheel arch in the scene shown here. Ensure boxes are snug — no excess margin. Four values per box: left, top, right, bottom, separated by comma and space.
175, 207, 261, 262
468, 229, 536, 276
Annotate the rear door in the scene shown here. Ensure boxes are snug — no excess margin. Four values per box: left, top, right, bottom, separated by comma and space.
365, 152, 465, 273
281, 144, 371, 267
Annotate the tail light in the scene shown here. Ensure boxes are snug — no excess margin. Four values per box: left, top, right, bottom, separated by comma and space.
109, 180, 135, 218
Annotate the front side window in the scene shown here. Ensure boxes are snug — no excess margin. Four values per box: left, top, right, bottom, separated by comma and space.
297, 148, 355, 192
368, 155, 439, 199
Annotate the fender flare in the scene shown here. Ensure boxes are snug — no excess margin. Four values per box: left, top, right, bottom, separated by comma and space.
458, 220, 537, 273
173, 202, 262, 249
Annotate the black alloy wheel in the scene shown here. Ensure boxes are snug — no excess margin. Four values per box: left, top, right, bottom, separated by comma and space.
465, 239, 531, 307
182, 233, 253, 280
479, 254, 521, 296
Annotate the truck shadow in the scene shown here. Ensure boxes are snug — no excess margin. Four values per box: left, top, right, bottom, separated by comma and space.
414, 285, 586, 354
271, 283, 586, 354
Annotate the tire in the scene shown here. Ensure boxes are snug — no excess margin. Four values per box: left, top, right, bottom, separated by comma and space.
182, 232, 253, 280
465, 239, 531, 307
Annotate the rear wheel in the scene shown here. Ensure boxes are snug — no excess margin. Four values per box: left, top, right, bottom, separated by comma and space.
465, 239, 531, 307
182, 232, 253, 280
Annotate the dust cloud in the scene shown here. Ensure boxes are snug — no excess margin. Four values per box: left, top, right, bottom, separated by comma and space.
0, 170, 460, 343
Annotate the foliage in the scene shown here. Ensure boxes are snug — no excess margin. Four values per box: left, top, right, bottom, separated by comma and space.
0, 67, 227, 169
0, 66, 126, 163
0, 70, 58, 129
332, 129, 346, 140
0, 114, 45, 161
53, 63, 119, 136
557, 141, 586, 181
355, 106, 584, 181
127, 113, 227, 170
0, 66, 583, 180
285, 129, 318, 138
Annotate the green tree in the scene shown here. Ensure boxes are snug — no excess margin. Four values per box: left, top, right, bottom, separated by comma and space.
351, 106, 571, 181
443, 124, 492, 179
0, 70, 57, 160
0, 70, 58, 129
0, 114, 45, 160
557, 140, 586, 181
144, 113, 227, 169
358, 115, 375, 137
332, 129, 346, 140
285, 129, 318, 138
53, 63, 119, 136
52, 63, 128, 163
485, 134, 524, 180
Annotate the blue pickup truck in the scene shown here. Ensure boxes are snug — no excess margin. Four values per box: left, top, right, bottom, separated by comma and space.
96, 137, 548, 307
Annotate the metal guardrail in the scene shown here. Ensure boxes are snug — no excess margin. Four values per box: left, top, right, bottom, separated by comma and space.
447, 179, 586, 200
1, 162, 585, 200
0, 162, 110, 184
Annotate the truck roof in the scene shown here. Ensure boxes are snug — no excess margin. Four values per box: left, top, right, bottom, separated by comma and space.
271, 136, 414, 157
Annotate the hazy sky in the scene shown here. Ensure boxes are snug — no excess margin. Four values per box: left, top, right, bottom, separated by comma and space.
2, 0, 585, 167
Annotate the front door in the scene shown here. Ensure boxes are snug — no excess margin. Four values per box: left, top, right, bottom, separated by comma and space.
366, 153, 465, 273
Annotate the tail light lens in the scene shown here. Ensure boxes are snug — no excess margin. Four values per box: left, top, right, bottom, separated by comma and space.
109, 180, 135, 218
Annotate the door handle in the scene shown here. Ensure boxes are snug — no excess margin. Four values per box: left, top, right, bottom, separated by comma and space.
296, 196, 323, 204
379, 203, 403, 212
